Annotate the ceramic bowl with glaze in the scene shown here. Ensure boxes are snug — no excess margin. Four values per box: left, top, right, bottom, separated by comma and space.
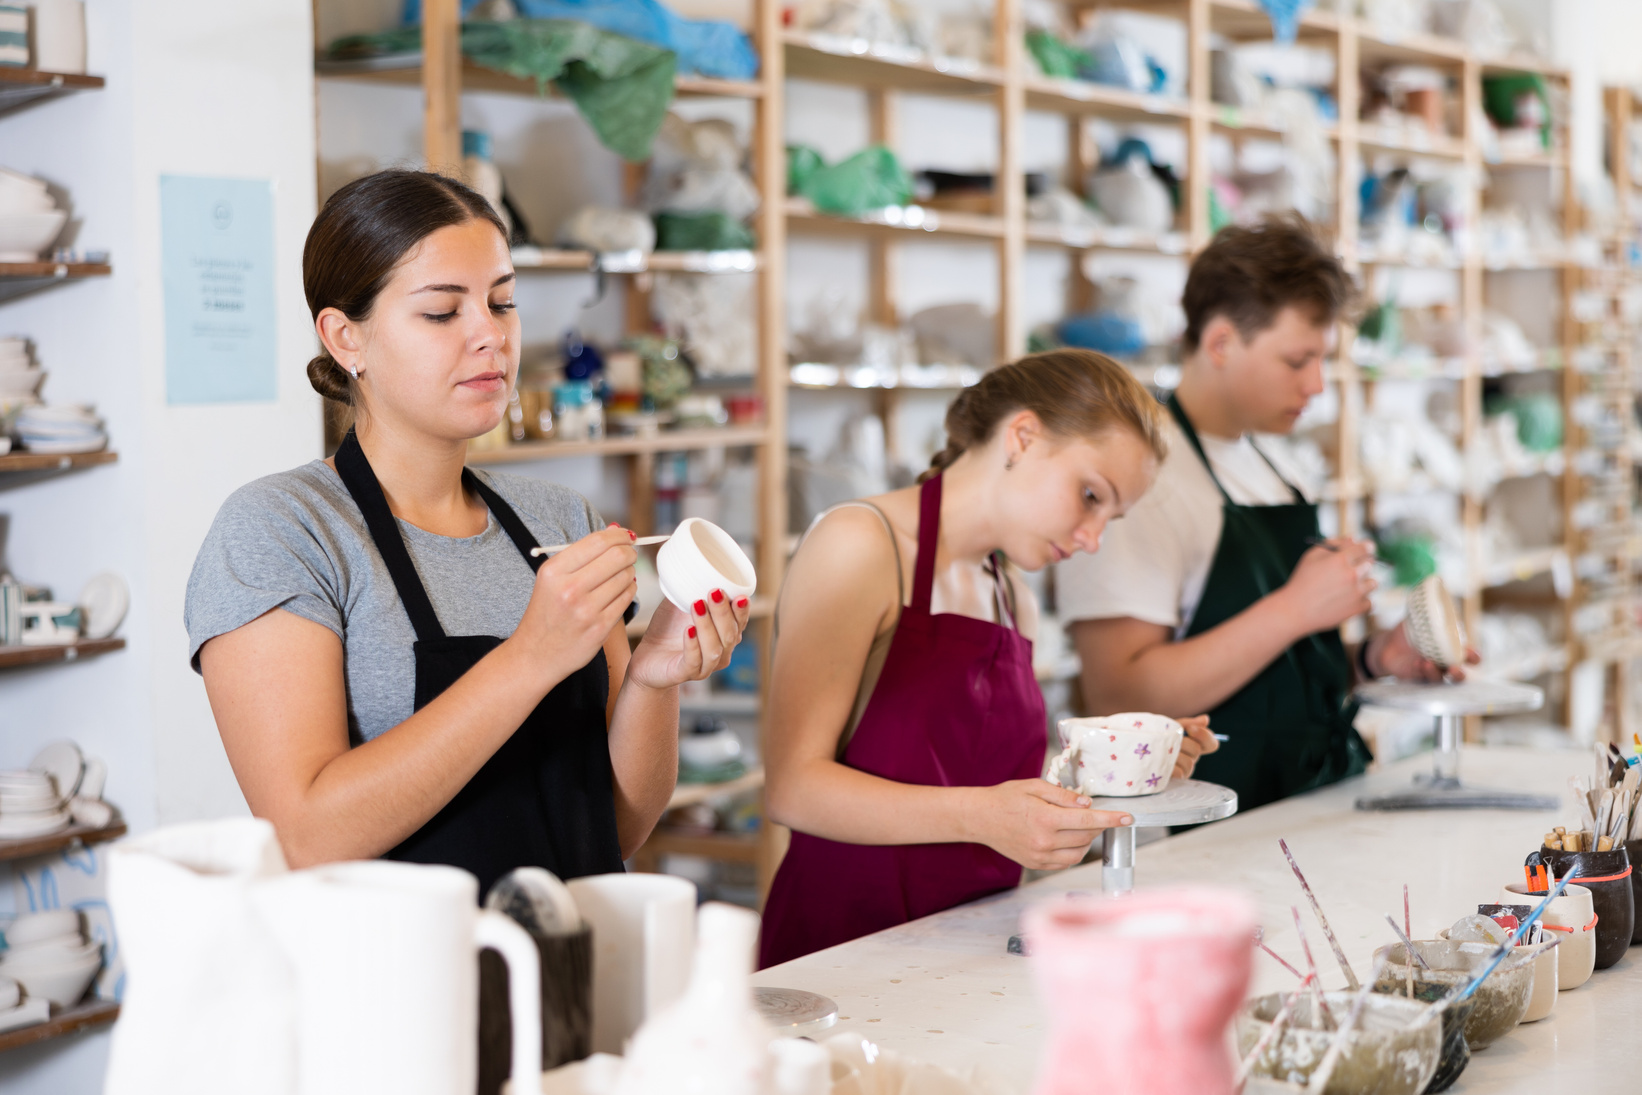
1049, 713, 1182, 797
1439, 925, 1556, 1023
1404, 574, 1466, 668
1235, 990, 1439, 1095
1372, 940, 1533, 1050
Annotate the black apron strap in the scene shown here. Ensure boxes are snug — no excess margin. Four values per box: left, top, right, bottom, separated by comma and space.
465, 470, 544, 569
334, 428, 447, 643
1167, 393, 1303, 505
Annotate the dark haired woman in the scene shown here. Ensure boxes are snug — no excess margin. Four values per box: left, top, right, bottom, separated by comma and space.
758, 350, 1220, 967
184, 170, 748, 889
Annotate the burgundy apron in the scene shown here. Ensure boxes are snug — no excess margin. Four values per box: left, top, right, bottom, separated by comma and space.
758, 474, 1047, 968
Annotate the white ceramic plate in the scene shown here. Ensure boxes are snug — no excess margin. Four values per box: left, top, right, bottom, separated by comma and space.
29, 741, 83, 800
77, 572, 128, 640
0, 810, 72, 838
18, 437, 106, 455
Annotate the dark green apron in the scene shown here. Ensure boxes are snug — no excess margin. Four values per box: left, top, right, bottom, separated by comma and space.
1169, 394, 1369, 811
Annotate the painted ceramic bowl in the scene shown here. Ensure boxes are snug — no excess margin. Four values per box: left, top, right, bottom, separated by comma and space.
1049, 713, 1182, 797
655, 518, 756, 614
1404, 575, 1466, 668
1372, 940, 1533, 1050
1499, 882, 1596, 990
1235, 990, 1439, 1095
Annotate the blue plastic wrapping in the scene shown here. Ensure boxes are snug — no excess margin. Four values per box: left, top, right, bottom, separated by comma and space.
1256, 0, 1315, 45
402, 0, 758, 79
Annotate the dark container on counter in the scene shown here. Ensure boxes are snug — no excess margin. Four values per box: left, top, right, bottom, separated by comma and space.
1369, 980, 1473, 1094
478, 922, 593, 1095
1628, 839, 1642, 945
1542, 845, 1633, 969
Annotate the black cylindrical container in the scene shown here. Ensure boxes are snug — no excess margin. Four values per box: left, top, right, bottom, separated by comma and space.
1627, 839, 1642, 945
478, 921, 593, 1095
1542, 845, 1633, 969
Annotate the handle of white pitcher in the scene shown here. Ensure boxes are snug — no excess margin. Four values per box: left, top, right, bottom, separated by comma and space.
475, 910, 544, 1095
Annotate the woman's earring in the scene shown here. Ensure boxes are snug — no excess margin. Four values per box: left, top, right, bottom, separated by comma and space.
1005, 455, 1015, 471
348, 364, 359, 379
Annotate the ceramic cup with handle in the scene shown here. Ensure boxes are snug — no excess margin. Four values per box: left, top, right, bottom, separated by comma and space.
655, 518, 756, 614
254, 861, 544, 1095
1500, 882, 1596, 990
1048, 713, 1183, 798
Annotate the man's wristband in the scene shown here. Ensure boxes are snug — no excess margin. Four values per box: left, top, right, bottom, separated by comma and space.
1356, 636, 1378, 681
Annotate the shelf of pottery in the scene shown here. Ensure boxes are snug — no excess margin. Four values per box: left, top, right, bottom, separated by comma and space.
314, 0, 788, 898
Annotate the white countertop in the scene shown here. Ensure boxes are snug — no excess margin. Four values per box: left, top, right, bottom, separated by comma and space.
756, 747, 1640, 1093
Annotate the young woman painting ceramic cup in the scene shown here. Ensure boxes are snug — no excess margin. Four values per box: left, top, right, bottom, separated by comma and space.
185, 171, 748, 891
759, 351, 1219, 967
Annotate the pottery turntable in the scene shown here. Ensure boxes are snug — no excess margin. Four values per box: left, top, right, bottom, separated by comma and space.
1085, 779, 1239, 895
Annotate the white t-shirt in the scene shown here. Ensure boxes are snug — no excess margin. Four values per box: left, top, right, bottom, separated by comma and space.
1056, 415, 1314, 637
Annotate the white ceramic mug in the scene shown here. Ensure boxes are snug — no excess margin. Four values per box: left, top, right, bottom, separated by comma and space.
566, 873, 696, 1054
655, 518, 756, 613
32, 0, 86, 74
1048, 713, 1183, 797
1500, 882, 1596, 991
255, 861, 544, 1095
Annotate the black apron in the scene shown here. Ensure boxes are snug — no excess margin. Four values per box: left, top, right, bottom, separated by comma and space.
333, 428, 625, 895
1168, 395, 1369, 812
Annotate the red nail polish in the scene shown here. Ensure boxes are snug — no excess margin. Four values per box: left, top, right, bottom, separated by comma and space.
693, 600, 707, 616
608, 522, 619, 528
688, 626, 697, 639
711, 589, 724, 604
736, 597, 748, 608
629, 531, 637, 541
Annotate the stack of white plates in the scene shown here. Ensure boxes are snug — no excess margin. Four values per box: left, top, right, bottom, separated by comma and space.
0, 909, 102, 1007
14, 403, 105, 455
0, 337, 42, 404
0, 169, 67, 262
0, 770, 70, 838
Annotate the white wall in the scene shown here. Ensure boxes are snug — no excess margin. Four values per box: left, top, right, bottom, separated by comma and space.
0, 0, 317, 1089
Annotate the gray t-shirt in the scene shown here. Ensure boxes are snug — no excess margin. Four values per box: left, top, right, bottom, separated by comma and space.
185, 460, 603, 743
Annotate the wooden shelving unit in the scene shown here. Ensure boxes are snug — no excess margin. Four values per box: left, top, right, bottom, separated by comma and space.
0, 638, 126, 672
0, 818, 125, 864
0, 999, 119, 1055
0, 68, 104, 117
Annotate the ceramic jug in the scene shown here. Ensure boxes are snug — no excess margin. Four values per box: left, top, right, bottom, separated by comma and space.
254, 860, 544, 1095
613, 902, 769, 1095
1025, 888, 1256, 1095
565, 873, 695, 1054
104, 818, 296, 1095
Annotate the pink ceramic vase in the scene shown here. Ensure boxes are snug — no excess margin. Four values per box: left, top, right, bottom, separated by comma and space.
1025, 888, 1257, 1095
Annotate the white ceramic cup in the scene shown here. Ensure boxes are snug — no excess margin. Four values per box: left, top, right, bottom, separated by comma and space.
32, 0, 86, 74
1048, 713, 1183, 797
565, 872, 696, 1055
255, 860, 544, 1095
655, 517, 756, 614
1500, 882, 1596, 991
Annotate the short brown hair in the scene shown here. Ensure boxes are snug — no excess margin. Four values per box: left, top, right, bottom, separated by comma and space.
1182, 213, 1356, 353
921, 349, 1166, 481
303, 170, 508, 405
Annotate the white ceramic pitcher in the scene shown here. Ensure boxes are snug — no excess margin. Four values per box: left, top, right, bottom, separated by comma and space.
565, 873, 695, 1054
254, 860, 544, 1095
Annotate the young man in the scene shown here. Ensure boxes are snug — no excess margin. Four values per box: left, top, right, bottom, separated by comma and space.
1059, 215, 1466, 811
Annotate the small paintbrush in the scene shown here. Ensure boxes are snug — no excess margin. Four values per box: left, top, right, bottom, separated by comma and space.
531, 534, 669, 557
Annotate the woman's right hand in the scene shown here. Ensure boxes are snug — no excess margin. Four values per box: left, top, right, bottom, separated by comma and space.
1274, 537, 1376, 636
968, 779, 1132, 871
511, 524, 637, 687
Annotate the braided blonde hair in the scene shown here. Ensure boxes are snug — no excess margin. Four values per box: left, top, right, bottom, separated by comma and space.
919, 349, 1166, 482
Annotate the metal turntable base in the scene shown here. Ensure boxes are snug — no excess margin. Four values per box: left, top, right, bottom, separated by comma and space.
753, 986, 838, 1037
1090, 779, 1239, 895
1354, 678, 1557, 811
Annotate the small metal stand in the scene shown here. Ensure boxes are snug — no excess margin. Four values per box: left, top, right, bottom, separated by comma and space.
753, 986, 838, 1038
1087, 779, 1239, 895
1354, 677, 1558, 811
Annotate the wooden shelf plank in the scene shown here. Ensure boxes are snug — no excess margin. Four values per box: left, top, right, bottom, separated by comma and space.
0, 450, 117, 476
641, 827, 760, 863
1024, 221, 1189, 254
1022, 76, 1190, 122
786, 198, 1005, 240
467, 425, 768, 465
0, 69, 104, 117
782, 31, 1001, 94
0, 818, 126, 864
0, 638, 125, 671
0, 263, 112, 306
668, 766, 764, 811
1357, 127, 1467, 160
0, 999, 119, 1054
512, 248, 762, 274
316, 55, 761, 99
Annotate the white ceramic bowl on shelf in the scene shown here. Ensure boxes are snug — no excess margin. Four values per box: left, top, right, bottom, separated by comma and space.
1, 948, 100, 1007
4, 909, 79, 948
0, 368, 44, 396
0, 210, 68, 262
655, 518, 756, 614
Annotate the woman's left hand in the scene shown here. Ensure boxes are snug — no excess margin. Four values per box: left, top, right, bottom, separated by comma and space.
625, 588, 751, 690
1173, 715, 1218, 781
